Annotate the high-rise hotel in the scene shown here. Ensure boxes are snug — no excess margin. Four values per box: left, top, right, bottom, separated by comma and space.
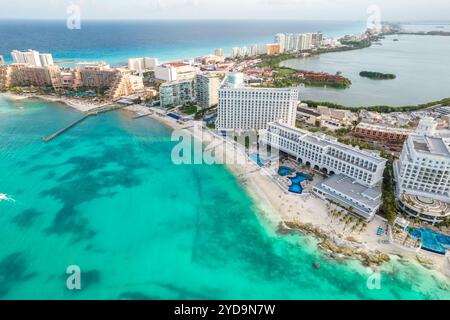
394, 117, 450, 224
217, 73, 298, 132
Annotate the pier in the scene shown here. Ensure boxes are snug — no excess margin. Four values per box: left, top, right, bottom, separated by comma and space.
42, 104, 125, 142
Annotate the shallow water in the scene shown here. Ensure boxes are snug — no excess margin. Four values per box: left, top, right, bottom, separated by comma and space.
0, 97, 449, 299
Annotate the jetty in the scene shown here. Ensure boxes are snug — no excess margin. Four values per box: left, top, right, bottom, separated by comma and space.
42, 104, 125, 142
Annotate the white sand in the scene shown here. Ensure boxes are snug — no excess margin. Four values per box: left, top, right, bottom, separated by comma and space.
0, 92, 109, 112
136, 111, 450, 277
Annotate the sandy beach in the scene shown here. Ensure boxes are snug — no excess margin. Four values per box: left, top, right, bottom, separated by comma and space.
2, 93, 449, 278
0, 92, 109, 112
132, 108, 450, 279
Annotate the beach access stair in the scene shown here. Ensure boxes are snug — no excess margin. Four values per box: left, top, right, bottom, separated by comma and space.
42, 104, 126, 142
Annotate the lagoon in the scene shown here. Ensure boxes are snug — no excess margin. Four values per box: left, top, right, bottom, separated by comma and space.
282, 34, 450, 107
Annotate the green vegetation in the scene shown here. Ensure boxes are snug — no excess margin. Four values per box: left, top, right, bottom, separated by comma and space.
8, 87, 24, 94
379, 161, 400, 225
179, 102, 198, 115
304, 97, 450, 113
359, 71, 396, 80
194, 106, 216, 120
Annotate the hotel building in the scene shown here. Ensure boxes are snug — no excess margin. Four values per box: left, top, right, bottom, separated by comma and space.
261, 121, 387, 220
11, 50, 54, 67
128, 57, 158, 73
217, 73, 298, 132
0, 55, 5, 66
160, 79, 194, 108
155, 62, 197, 82
394, 118, 450, 224
195, 73, 220, 109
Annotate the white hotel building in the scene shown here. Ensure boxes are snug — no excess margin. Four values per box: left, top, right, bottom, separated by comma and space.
217, 73, 298, 132
261, 121, 387, 220
394, 118, 450, 224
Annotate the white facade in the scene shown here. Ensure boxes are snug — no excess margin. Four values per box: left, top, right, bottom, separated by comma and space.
275, 33, 286, 53
0, 55, 4, 66
11, 50, 42, 66
261, 121, 386, 187
39, 53, 54, 67
128, 57, 158, 72
155, 64, 177, 82
217, 73, 298, 132
394, 118, 450, 202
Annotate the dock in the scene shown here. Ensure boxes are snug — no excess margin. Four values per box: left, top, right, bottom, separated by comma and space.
42, 104, 125, 142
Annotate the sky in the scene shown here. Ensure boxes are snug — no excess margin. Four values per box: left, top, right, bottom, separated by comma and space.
0, 0, 449, 21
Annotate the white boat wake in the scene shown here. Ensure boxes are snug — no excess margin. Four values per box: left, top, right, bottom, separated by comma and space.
0, 193, 15, 202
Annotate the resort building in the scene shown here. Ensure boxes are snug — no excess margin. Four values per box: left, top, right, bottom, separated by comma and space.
39, 54, 54, 67
128, 57, 158, 73
261, 121, 386, 221
75, 62, 117, 89
214, 48, 224, 57
0, 65, 13, 90
265, 44, 281, 56
275, 33, 286, 53
217, 73, 298, 132
154, 62, 198, 82
0, 55, 5, 66
313, 174, 382, 221
394, 117, 450, 224
11, 50, 54, 67
275, 32, 322, 53
297, 107, 321, 126
160, 79, 194, 108
355, 122, 414, 144
316, 106, 356, 130
195, 73, 220, 109
261, 121, 386, 187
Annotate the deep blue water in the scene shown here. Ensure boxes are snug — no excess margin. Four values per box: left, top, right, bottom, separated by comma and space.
0, 20, 366, 65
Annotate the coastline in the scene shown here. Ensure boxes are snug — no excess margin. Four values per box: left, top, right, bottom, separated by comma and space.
2, 93, 449, 283
0, 92, 110, 113
126, 106, 450, 282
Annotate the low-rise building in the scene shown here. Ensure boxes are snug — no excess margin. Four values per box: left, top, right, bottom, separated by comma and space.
317, 106, 356, 130
313, 174, 382, 221
297, 107, 321, 126
355, 122, 414, 144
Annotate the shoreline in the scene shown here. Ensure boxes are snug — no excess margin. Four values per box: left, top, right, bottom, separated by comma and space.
131, 108, 450, 281
0, 92, 110, 113
2, 92, 449, 281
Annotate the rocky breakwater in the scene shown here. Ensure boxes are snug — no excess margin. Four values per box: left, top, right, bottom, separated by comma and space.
280, 221, 390, 268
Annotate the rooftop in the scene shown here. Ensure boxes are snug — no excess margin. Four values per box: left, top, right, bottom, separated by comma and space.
410, 134, 450, 157
297, 107, 321, 117
314, 174, 382, 211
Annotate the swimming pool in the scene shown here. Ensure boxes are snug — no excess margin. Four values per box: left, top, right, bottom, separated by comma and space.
407, 228, 450, 255
278, 166, 293, 176
288, 173, 312, 194
249, 153, 268, 167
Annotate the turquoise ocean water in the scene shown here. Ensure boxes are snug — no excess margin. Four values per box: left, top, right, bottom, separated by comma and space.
0, 97, 449, 299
